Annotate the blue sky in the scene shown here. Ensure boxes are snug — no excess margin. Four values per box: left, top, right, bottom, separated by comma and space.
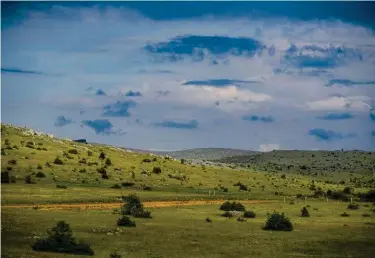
1, 2, 375, 151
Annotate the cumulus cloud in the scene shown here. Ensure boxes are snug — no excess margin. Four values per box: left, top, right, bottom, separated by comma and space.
54, 116, 74, 127
102, 101, 136, 117
259, 144, 280, 152
242, 115, 274, 123
2, 2, 375, 150
154, 120, 199, 129
96, 89, 107, 96
308, 128, 356, 141
316, 112, 354, 120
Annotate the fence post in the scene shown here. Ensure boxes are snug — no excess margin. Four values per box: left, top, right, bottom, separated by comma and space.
283, 197, 286, 203
326, 197, 328, 203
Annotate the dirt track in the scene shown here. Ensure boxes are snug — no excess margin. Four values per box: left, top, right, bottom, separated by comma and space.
2, 200, 273, 211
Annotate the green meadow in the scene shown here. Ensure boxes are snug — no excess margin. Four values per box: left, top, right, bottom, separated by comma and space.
1, 123, 375, 257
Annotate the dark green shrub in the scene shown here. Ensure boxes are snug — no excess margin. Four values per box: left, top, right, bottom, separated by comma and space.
219, 201, 245, 211
53, 157, 64, 165
180, 159, 185, 164
79, 158, 87, 164
79, 168, 87, 173
111, 184, 121, 189
31, 221, 94, 255
121, 194, 152, 218
1, 171, 12, 183
45, 162, 51, 168
35, 172, 46, 178
88, 162, 98, 166
301, 207, 310, 217
221, 211, 233, 218
68, 149, 79, 154
347, 203, 360, 210
105, 158, 112, 166
152, 167, 162, 174
97, 167, 107, 174
205, 218, 212, 223
328, 191, 350, 202
341, 212, 350, 217
358, 190, 375, 202
237, 217, 246, 222
110, 251, 122, 258
142, 186, 152, 191
362, 213, 371, 217
37, 164, 43, 169
1, 148, 6, 156
263, 212, 293, 231
121, 182, 135, 187
87, 150, 93, 156
343, 187, 353, 194
8, 159, 17, 165
56, 184, 68, 189
25, 175, 36, 184
133, 209, 152, 218
142, 158, 151, 163
117, 216, 136, 227
99, 152, 106, 160
243, 210, 256, 218
102, 174, 109, 179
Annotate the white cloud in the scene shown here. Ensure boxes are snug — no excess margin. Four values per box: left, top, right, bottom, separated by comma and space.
259, 144, 281, 152
306, 96, 373, 112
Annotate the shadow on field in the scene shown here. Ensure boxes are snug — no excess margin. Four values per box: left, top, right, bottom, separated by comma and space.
290, 227, 375, 258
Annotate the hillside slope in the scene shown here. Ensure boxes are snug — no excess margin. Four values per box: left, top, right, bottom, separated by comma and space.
1, 123, 374, 205
154, 148, 258, 160
216, 150, 375, 182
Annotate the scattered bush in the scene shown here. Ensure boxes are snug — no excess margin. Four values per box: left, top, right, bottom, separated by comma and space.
362, 213, 371, 217
87, 150, 93, 156
31, 221, 94, 256
45, 162, 51, 168
263, 212, 293, 231
343, 187, 353, 194
121, 194, 152, 218
341, 212, 350, 217
1, 148, 6, 156
79, 168, 87, 173
221, 211, 233, 218
97, 167, 107, 174
237, 217, 246, 222
219, 201, 245, 212
56, 184, 68, 189
152, 167, 162, 174
347, 203, 360, 210
243, 210, 256, 218
1, 171, 15, 183
117, 216, 136, 227
99, 152, 106, 160
105, 158, 112, 166
301, 207, 310, 217
25, 175, 36, 184
327, 190, 350, 202
8, 159, 17, 165
121, 182, 135, 187
53, 157, 64, 165
205, 218, 212, 223
142, 158, 151, 163
133, 209, 152, 218
358, 190, 375, 202
142, 186, 152, 191
111, 184, 121, 189
109, 251, 122, 258
37, 164, 43, 170
88, 162, 98, 166
35, 172, 46, 178
78, 158, 87, 164
102, 174, 109, 179
68, 149, 79, 154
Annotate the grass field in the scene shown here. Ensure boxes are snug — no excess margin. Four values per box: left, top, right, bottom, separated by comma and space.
2, 201, 375, 258
2, 123, 375, 257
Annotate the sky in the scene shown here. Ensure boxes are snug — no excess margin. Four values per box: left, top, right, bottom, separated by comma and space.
1, 2, 375, 151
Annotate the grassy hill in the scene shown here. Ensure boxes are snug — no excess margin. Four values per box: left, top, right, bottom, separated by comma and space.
2, 123, 375, 258
153, 148, 258, 160
215, 150, 375, 187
